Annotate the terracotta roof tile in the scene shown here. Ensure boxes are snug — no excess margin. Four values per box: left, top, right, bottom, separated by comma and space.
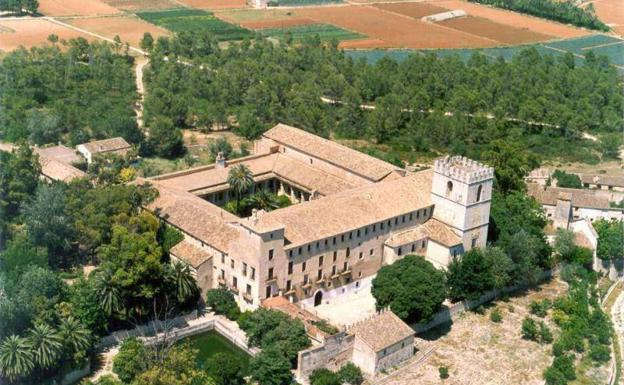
79, 137, 130, 154
349, 310, 414, 352
385, 218, 461, 248
579, 173, 624, 188
35, 145, 81, 164
40, 159, 87, 182
527, 183, 611, 210
263, 124, 400, 181
170, 240, 212, 268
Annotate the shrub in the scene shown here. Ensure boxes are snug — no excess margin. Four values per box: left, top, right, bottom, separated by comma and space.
439, 366, 449, 379
205, 288, 240, 320
338, 362, 363, 385
490, 308, 503, 323
113, 337, 148, 383
529, 299, 551, 317
309, 368, 340, 385
522, 317, 539, 341
539, 322, 553, 344
312, 319, 339, 335
589, 344, 610, 364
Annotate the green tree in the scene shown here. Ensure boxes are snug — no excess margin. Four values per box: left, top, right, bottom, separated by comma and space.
167, 261, 198, 304
521, 317, 539, 341
58, 317, 91, 357
132, 344, 214, 385
249, 346, 293, 385
147, 116, 185, 158
227, 164, 254, 214
337, 362, 363, 385
0, 335, 34, 381
371, 255, 446, 323
205, 352, 246, 385
480, 140, 539, 194
140, 32, 154, 52
593, 219, 623, 260
113, 337, 148, 383
309, 368, 340, 385
553, 229, 576, 263
205, 288, 240, 320
446, 249, 495, 301
27, 323, 62, 369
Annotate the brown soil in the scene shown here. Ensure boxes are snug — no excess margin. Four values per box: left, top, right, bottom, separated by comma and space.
373, 2, 448, 19
177, 0, 247, 10
295, 5, 495, 48
439, 15, 554, 44
0, 18, 93, 51
584, 0, 624, 37
339, 38, 389, 48
430, 0, 589, 38
99, 0, 182, 11
68, 16, 171, 48
241, 17, 316, 29
38, 0, 121, 16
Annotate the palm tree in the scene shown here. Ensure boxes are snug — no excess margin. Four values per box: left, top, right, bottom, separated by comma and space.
28, 324, 62, 369
168, 261, 198, 303
0, 335, 34, 381
94, 267, 122, 316
58, 317, 91, 354
227, 164, 254, 214
247, 189, 281, 212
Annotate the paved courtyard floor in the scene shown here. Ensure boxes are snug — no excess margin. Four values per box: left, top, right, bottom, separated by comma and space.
308, 282, 377, 327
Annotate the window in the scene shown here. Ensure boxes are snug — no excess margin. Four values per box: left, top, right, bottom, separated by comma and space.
246, 284, 251, 295
416, 210, 420, 219
288, 250, 293, 258
220, 269, 225, 279
476, 184, 483, 202
370, 249, 374, 256
357, 229, 361, 237
380, 222, 385, 230
373, 224, 376, 232
221, 255, 225, 264
302, 262, 307, 271
359, 252, 363, 260
288, 261, 293, 275
349, 232, 352, 240
346, 247, 350, 258
324, 239, 328, 246
230, 260, 235, 269
411, 244, 415, 252
422, 240, 426, 248
242, 263, 247, 276
307, 244, 311, 252
423, 208, 428, 216
251, 267, 256, 280
387, 220, 391, 227
341, 234, 345, 242
317, 269, 323, 281
232, 276, 237, 288
398, 247, 403, 256
402, 215, 406, 223
471, 238, 477, 248
358, 272, 362, 278
395, 218, 398, 225
446, 181, 453, 196
332, 266, 337, 275
268, 268, 274, 280
333, 251, 337, 262
266, 286, 272, 298
343, 261, 348, 271
409, 213, 413, 221
333, 237, 336, 245
364, 227, 368, 235
298, 247, 302, 256
286, 280, 291, 291
309, 158, 313, 164
319, 256, 324, 266
304, 275, 309, 284
268, 249, 274, 260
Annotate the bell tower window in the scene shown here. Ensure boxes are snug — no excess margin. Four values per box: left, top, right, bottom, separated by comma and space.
476, 184, 483, 202
446, 181, 453, 197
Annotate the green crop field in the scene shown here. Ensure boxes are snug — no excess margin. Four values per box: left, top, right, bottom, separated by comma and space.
137, 9, 253, 41
346, 34, 624, 72
261, 24, 363, 43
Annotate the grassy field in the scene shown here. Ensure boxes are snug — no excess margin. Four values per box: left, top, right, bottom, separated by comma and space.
261, 23, 363, 43
182, 330, 250, 370
346, 34, 624, 72
137, 9, 253, 40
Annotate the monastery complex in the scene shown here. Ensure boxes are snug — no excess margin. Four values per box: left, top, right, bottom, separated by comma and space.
146, 124, 494, 310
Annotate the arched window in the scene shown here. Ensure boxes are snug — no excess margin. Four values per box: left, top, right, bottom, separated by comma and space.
476, 184, 483, 202
446, 181, 453, 197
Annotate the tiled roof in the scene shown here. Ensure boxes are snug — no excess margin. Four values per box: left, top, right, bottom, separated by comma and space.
263, 124, 400, 181
35, 145, 82, 164
255, 170, 433, 247
526, 167, 551, 180
79, 137, 131, 154
146, 183, 240, 253
385, 218, 461, 248
349, 310, 414, 352
527, 183, 612, 210
579, 173, 624, 188
170, 240, 212, 268
40, 159, 87, 182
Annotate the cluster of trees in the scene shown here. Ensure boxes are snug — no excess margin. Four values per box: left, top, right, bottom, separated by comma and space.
0, 145, 199, 383
225, 164, 291, 216
542, 266, 613, 385
469, 0, 609, 31
142, 32, 623, 164
0, 0, 38, 14
550, 170, 582, 189
0, 40, 140, 147
309, 363, 363, 385
593, 219, 624, 260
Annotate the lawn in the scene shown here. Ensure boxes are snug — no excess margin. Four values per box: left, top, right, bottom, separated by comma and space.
183, 330, 250, 369
260, 23, 363, 43
137, 9, 253, 40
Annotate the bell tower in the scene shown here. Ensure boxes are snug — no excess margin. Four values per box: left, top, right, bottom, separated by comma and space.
430, 156, 494, 251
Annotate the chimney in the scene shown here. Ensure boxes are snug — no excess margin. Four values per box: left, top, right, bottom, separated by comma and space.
215, 152, 226, 168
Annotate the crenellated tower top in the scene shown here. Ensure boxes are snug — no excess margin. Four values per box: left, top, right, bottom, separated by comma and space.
433, 156, 494, 184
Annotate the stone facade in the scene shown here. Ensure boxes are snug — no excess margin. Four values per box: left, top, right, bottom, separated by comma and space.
145, 124, 494, 311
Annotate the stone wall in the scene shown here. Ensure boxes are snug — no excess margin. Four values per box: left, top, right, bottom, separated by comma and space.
296, 332, 356, 383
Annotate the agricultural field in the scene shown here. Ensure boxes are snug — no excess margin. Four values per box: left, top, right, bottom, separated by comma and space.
176, 0, 248, 10
99, 0, 183, 11
346, 34, 624, 71
37, 0, 121, 16
437, 16, 553, 44
270, 0, 343, 6
0, 18, 93, 51
137, 9, 253, 40
68, 15, 171, 47
585, 0, 624, 37
259, 23, 364, 43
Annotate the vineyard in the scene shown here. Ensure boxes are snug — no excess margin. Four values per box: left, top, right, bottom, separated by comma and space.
137, 8, 253, 40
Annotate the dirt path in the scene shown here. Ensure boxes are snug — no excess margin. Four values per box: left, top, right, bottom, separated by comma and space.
135, 56, 148, 129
